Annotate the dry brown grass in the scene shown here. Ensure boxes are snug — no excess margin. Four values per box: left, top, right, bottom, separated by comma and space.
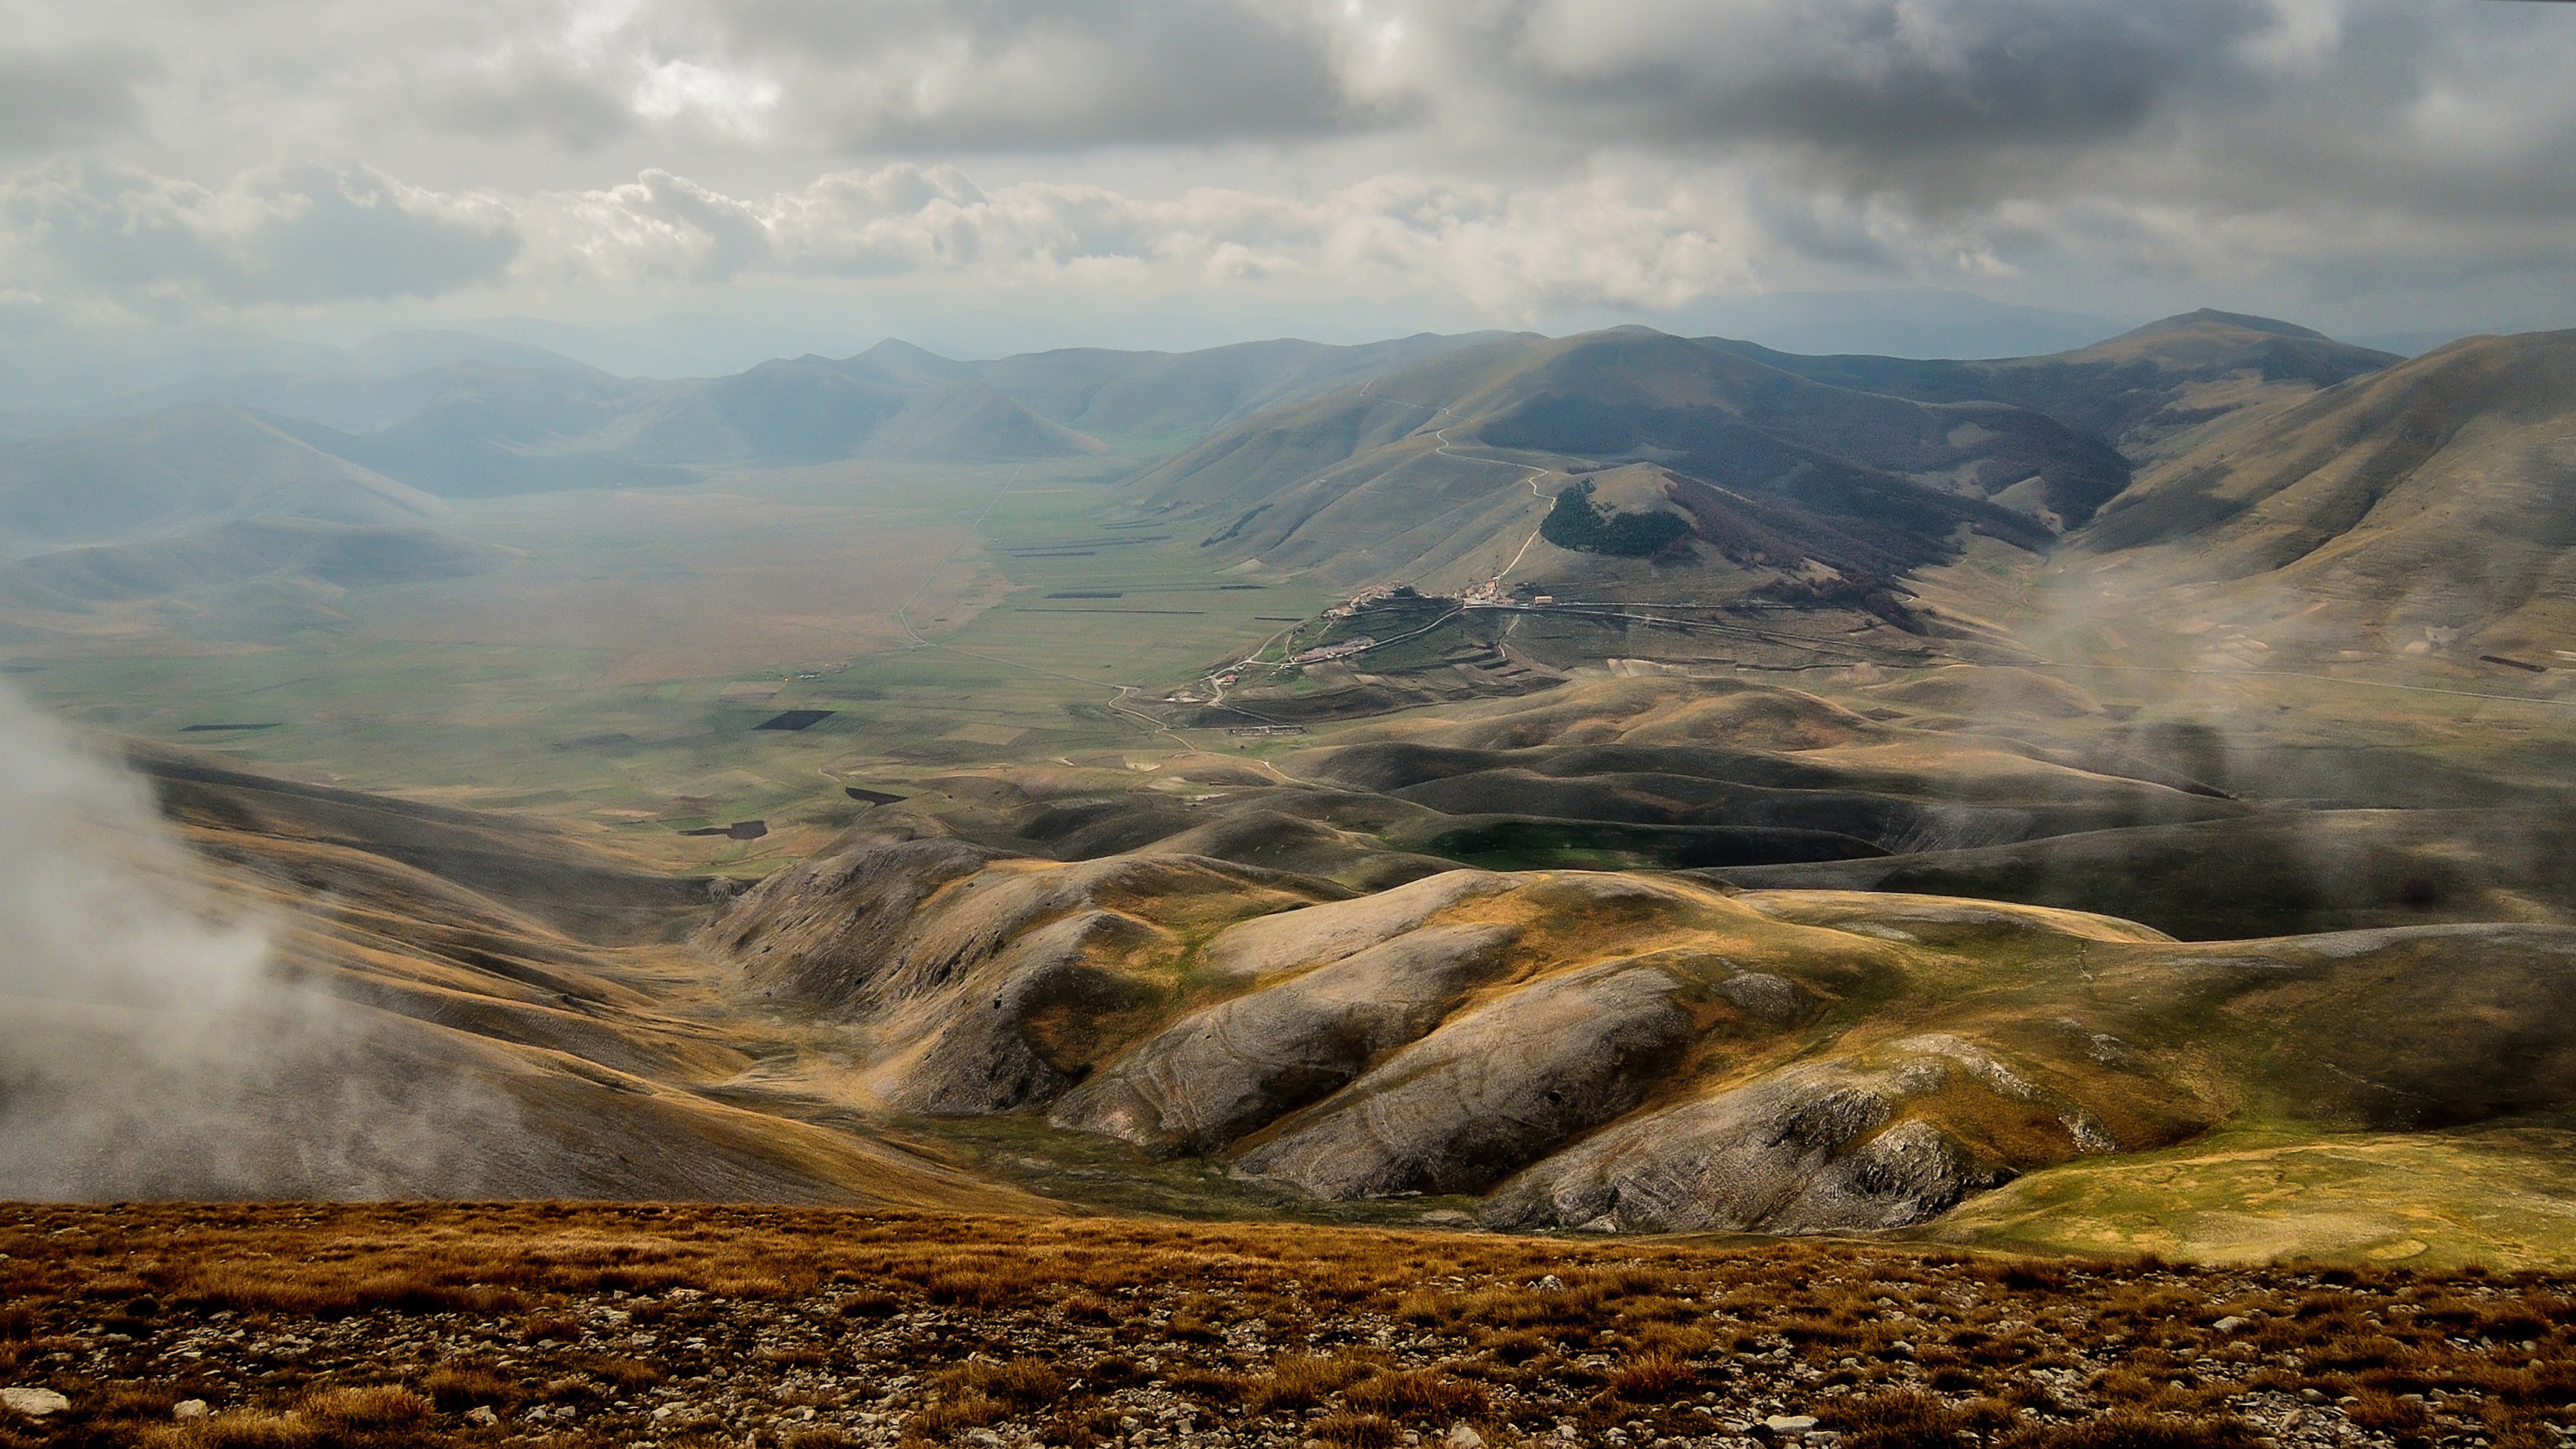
1342, 1367, 1489, 1421
0, 1202, 2569, 1449
1308, 1410, 1403, 1448
1245, 1352, 1375, 1413
301, 1385, 436, 1434
127, 1385, 437, 1449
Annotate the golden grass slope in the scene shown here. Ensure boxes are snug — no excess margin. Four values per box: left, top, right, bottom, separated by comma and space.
70, 741, 1055, 1210
1917, 1121, 2576, 1270
706, 802, 2576, 1246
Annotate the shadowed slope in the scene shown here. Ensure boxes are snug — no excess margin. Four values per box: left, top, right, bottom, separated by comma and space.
1704, 309, 2401, 464
1129, 328, 2121, 596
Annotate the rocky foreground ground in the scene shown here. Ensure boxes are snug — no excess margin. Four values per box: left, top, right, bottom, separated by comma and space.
0, 1204, 2569, 1449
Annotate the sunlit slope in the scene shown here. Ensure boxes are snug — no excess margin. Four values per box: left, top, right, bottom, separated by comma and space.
1916, 1119, 2576, 1268
2070, 329, 2576, 661
705, 827, 2576, 1238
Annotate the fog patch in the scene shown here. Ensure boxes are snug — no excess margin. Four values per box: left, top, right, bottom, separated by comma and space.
0, 681, 518, 1199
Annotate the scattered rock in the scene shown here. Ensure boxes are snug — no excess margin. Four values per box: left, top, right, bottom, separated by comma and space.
2, 1388, 68, 1417
1763, 1415, 1819, 1436
2214, 1315, 2251, 1332
173, 1399, 210, 1421
1448, 1426, 1486, 1449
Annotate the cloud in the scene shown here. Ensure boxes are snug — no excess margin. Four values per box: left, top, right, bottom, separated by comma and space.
0, 45, 150, 154
4, 0, 2571, 198
1494, 0, 2278, 156
343, 0, 1404, 155
0, 0, 2572, 332
738, 0, 1407, 150
4, 137, 2573, 334
0, 160, 520, 306
0, 151, 1765, 318
0, 680, 520, 1200
499, 161, 1766, 315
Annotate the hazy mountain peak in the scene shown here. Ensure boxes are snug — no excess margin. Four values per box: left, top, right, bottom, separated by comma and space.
345, 330, 604, 379
2120, 308, 2336, 344
865, 377, 1107, 461
2060, 310, 2398, 385
848, 338, 976, 388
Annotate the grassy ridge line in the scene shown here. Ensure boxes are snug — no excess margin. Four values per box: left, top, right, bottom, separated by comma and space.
3, 1203, 2573, 1448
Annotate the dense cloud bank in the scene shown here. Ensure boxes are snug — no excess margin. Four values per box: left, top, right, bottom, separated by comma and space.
0, 0, 2569, 331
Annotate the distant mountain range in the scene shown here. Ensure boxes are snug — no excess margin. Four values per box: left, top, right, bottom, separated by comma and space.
3, 309, 2569, 666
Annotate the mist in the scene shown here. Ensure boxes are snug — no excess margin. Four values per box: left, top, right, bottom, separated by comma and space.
0, 681, 516, 1199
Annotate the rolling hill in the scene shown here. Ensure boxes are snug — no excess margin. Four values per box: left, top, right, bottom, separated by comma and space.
1122, 325, 2154, 604
5, 740, 1054, 1206
1706, 309, 2403, 464
1099, 309, 2461, 717
2063, 327, 2576, 662
976, 332, 1497, 441
863, 377, 1110, 461
704, 802, 2576, 1239
0, 405, 446, 552
0, 331, 1504, 504
1128, 312, 2409, 600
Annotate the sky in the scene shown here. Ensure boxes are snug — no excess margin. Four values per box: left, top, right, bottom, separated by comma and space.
3, 0, 2573, 367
